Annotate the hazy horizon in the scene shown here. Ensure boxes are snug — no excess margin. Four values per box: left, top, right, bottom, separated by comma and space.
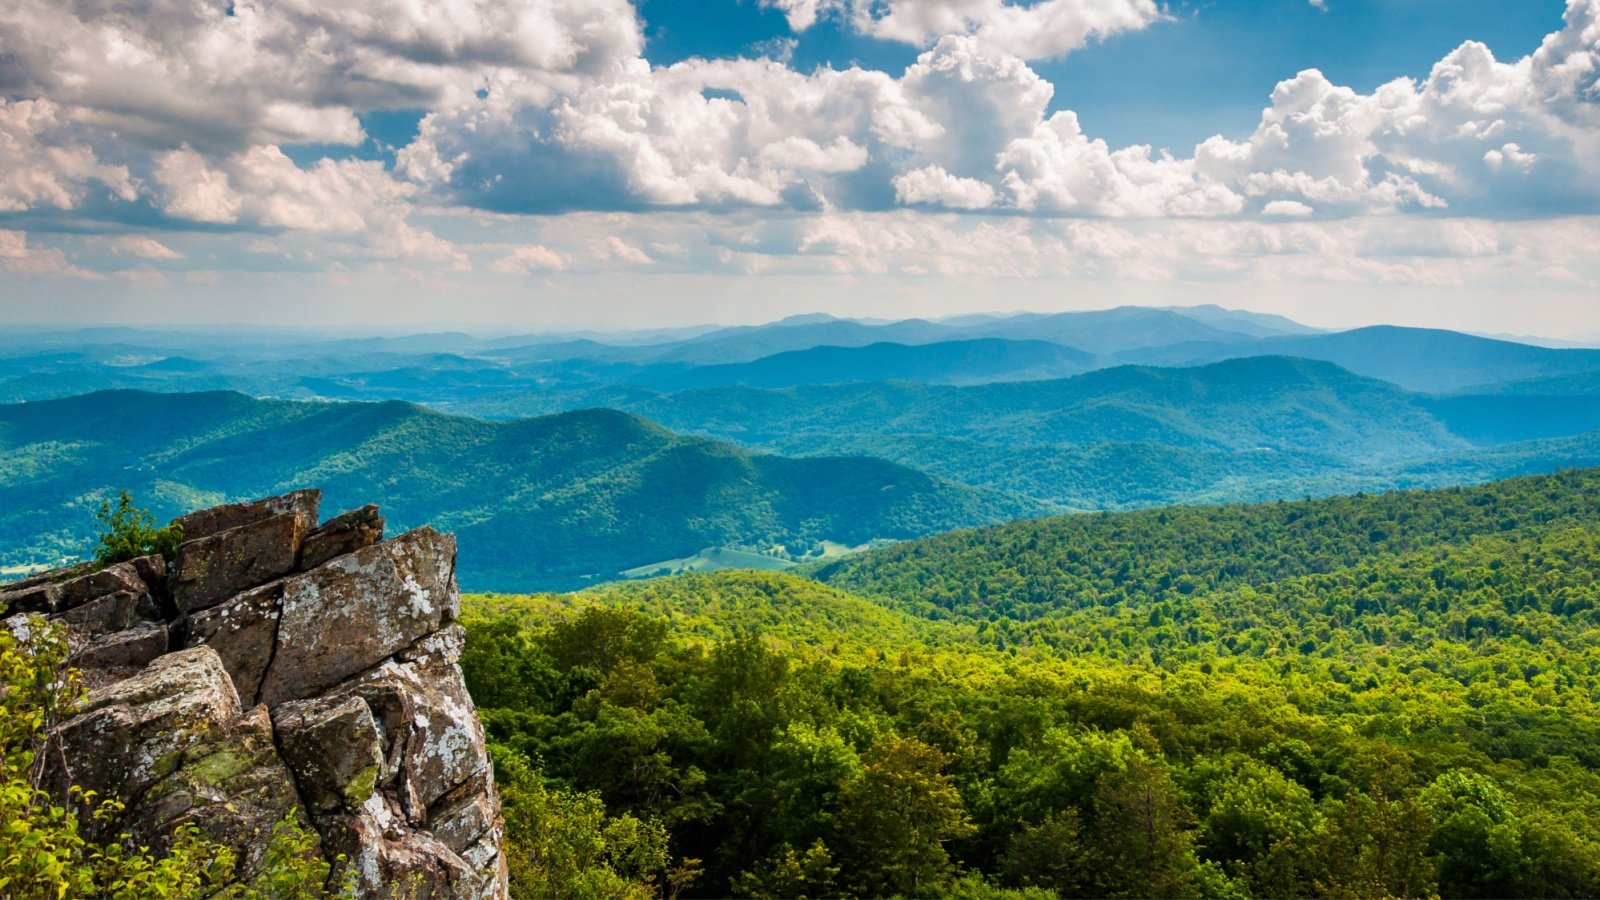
3, 303, 1598, 349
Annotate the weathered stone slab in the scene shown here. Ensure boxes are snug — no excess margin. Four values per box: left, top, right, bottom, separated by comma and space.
302, 504, 385, 571
330, 653, 491, 824
172, 508, 315, 613
58, 588, 160, 640
57, 560, 148, 612
426, 769, 503, 876
48, 646, 244, 812
0, 560, 94, 593
3, 558, 163, 617
174, 489, 321, 543
45, 646, 312, 881
320, 799, 476, 900
398, 623, 466, 665
256, 528, 457, 707
273, 695, 384, 814
0, 580, 62, 615
185, 581, 285, 705
69, 623, 169, 688
129, 553, 168, 592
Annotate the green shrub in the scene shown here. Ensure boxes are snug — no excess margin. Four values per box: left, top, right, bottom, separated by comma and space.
91, 491, 183, 566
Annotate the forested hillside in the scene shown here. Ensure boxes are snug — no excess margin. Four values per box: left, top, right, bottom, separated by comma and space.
1125, 325, 1600, 392
461, 469, 1600, 898
0, 390, 1038, 588
647, 339, 1097, 389
632, 356, 1465, 457
5, 319, 1597, 520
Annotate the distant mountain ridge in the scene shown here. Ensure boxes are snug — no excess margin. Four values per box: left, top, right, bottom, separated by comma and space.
1124, 325, 1600, 392
6, 308, 1599, 557
7, 309, 1599, 406
0, 390, 1042, 590
627, 356, 1469, 458
645, 338, 1099, 389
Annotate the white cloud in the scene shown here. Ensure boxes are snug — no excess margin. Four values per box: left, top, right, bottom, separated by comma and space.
399, 53, 937, 212
492, 244, 570, 274
91, 236, 186, 259
0, 230, 101, 278
758, 136, 871, 174
591, 235, 653, 264
0, 230, 25, 259
0, 0, 643, 152
1484, 142, 1536, 169
1, 0, 1598, 296
152, 146, 244, 224
762, 0, 1161, 60
150, 144, 465, 267
1189, 8, 1600, 216
1262, 200, 1315, 217
894, 165, 998, 208
997, 111, 1244, 215
399, 0, 1600, 222
0, 100, 135, 213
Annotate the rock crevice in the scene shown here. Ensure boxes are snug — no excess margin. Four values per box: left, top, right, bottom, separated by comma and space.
2, 490, 507, 899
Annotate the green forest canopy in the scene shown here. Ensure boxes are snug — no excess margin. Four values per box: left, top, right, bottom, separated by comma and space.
461, 468, 1600, 898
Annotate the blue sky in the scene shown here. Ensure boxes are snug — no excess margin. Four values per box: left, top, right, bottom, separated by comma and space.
0, 0, 1596, 336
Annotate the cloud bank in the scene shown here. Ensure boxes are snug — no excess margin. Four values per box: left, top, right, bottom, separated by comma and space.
0, 0, 1596, 330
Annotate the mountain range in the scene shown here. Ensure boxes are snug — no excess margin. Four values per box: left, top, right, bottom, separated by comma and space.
4, 305, 1598, 586
5, 307, 1598, 409
0, 390, 1038, 589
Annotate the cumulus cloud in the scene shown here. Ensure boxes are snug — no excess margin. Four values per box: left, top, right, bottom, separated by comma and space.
492, 244, 570, 273
761, 0, 1161, 60
399, 35, 1049, 214
0, 0, 643, 152
399, 53, 930, 212
91, 236, 186, 260
0, 100, 136, 213
1193, 9, 1600, 216
894, 165, 998, 208
997, 111, 1244, 215
0, 230, 100, 278
396, 0, 1600, 221
591, 236, 653, 264
1263, 200, 1315, 217
1, 0, 1599, 290
149, 144, 465, 266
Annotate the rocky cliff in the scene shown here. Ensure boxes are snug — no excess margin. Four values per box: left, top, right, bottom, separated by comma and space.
0, 490, 508, 898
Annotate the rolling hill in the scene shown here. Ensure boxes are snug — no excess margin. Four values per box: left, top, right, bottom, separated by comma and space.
958, 306, 1260, 352
626, 356, 1470, 458
805, 466, 1600, 623
645, 338, 1099, 390
0, 390, 1043, 589
1126, 325, 1600, 392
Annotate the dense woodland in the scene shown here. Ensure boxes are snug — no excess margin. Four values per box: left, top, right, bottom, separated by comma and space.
463, 469, 1600, 898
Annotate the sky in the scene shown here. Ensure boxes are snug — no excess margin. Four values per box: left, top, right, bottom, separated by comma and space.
1, 0, 1598, 337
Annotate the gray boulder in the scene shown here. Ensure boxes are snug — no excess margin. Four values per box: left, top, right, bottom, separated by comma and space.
302, 503, 385, 570
3, 490, 506, 899
256, 528, 458, 707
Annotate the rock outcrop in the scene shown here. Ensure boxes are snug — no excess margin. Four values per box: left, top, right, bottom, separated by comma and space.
1, 490, 508, 898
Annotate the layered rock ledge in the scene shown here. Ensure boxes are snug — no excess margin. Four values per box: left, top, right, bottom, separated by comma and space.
1, 490, 508, 898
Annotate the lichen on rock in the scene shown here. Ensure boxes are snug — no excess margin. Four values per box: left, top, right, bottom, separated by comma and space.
5, 490, 508, 899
